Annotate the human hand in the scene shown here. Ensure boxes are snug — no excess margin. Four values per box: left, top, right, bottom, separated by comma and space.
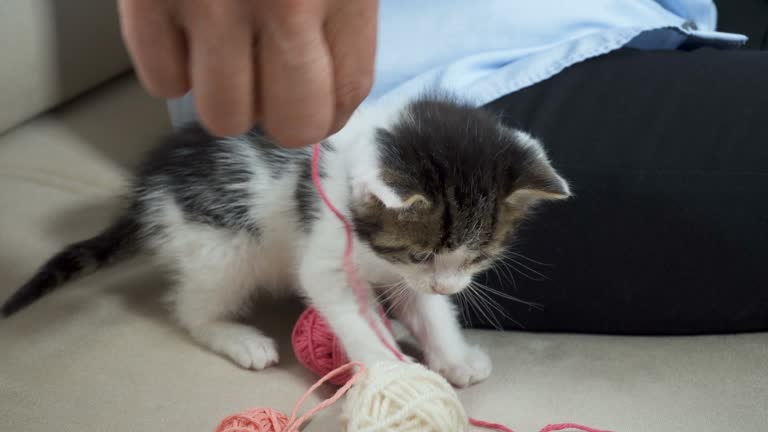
118, 0, 378, 147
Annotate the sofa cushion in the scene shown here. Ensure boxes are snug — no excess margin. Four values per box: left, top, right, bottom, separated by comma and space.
1, 76, 767, 432
0, 0, 131, 134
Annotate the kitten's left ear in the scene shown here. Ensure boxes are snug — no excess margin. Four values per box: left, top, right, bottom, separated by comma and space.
352, 171, 430, 210
506, 158, 571, 206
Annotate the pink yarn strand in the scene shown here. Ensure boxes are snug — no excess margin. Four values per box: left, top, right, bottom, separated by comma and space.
284, 362, 367, 432
215, 362, 366, 432
539, 424, 612, 432
311, 143, 607, 432
310, 144, 404, 362
470, 418, 515, 432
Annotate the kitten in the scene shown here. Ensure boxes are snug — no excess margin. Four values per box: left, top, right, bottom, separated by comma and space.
1, 94, 569, 388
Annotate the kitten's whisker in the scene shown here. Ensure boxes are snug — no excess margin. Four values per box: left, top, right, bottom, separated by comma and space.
469, 283, 524, 327
383, 286, 407, 315
498, 250, 552, 278
462, 288, 484, 326
465, 286, 500, 331
471, 280, 543, 310
455, 291, 471, 327
377, 289, 399, 306
497, 257, 549, 281
480, 249, 495, 259
476, 290, 508, 330
505, 250, 552, 267
505, 257, 550, 280
385, 283, 413, 316
375, 280, 405, 292
467, 285, 506, 330
488, 264, 510, 291
383, 292, 401, 316
376, 281, 405, 302
377, 281, 409, 310
488, 264, 500, 281
493, 261, 519, 290
461, 291, 477, 328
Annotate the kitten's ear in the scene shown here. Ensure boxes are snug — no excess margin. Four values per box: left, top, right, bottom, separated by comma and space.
506, 159, 571, 206
352, 172, 430, 210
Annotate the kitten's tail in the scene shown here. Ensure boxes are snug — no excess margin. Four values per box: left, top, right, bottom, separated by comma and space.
1, 216, 140, 317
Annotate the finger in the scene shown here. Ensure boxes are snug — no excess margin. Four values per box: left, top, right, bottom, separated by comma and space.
260, 3, 334, 147
187, 2, 255, 136
118, 0, 189, 98
325, 0, 378, 134
252, 39, 263, 122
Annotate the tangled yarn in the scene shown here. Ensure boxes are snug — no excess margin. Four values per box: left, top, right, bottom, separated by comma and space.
341, 361, 467, 432
215, 362, 366, 432
292, 307, 395, 386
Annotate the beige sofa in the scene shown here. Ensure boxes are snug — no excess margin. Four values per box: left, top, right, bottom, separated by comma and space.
1, 2, 767, 431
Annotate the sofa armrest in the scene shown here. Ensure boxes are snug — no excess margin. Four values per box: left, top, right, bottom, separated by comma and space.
0, 0, 132, 135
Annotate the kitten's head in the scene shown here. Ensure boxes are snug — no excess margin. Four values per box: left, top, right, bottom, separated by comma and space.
350, 95, 570, 295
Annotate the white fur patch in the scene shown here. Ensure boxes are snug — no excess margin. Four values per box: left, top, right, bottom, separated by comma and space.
512, 129, 547, 159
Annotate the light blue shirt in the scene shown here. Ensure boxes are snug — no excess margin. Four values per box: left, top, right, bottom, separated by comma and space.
168, 0, 746, 126
367, 0, 746, 106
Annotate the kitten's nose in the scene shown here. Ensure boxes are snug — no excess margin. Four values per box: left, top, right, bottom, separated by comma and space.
431, 283, 455, 295
432, 274, 471, 295
429, 281, 446, 295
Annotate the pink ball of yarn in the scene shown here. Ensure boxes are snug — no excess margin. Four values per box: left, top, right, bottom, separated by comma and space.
215, 407, 289, 432
292, 307, 394, 386
292, 307, 351, 385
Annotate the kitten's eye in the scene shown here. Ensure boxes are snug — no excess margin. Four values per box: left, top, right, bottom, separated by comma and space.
408, 251, 434, 264
470, 255, 488, 265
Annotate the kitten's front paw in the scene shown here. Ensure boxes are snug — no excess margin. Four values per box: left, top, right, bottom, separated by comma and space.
426, 345, 492, 388
205, 325, 279, 370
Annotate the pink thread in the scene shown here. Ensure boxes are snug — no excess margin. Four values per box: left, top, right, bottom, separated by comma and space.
215, 362, 366, 432
310, 145, 405, 363
310, 143, 612, 432
539, 424, 611, 432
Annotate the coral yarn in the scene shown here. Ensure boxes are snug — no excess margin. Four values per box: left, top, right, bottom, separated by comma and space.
292, 307, 395, 386
217, 407, 289, 432
292, 307, 352, 385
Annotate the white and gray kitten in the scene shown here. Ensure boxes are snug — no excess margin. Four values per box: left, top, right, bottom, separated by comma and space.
2, 94, 569, 387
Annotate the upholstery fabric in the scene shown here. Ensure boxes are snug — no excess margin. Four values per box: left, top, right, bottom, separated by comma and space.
1, 77, 767, 432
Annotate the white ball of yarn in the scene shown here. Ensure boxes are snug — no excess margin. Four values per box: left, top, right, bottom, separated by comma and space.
341, 361, 468, 432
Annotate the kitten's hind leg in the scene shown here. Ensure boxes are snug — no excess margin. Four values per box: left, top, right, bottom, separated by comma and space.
161, 229, 279, 370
